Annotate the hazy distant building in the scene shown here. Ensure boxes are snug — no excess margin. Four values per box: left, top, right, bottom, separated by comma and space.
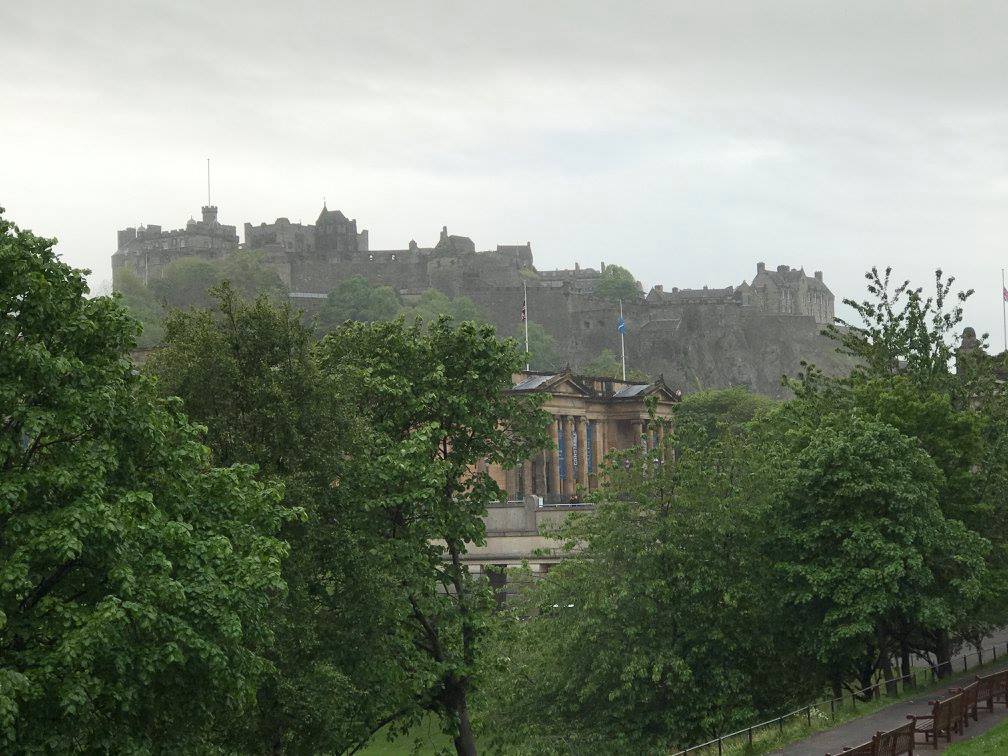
112, 201, 843, 396
112, 205, 238, 286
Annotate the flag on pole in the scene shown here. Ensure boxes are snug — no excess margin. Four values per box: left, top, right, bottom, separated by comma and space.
617, 315, 627, 334
521, 301, 527, 321
1003, 286, 1008, 303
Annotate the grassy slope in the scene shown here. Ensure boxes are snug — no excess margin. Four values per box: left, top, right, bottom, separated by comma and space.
357, 718, 452, 755
946, 718, 1008, 754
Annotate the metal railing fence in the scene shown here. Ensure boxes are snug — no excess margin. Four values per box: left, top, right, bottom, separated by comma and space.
673, 640, 1008, 756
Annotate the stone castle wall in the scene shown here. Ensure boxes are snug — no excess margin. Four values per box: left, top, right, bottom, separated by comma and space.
113, 203, 843, 396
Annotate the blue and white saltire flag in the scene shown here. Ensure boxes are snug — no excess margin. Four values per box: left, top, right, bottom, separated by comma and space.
617, 316, 627, 334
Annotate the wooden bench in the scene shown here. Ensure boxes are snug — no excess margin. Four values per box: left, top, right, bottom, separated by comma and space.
835, 740, 873, 755
976, 669, 1008, 711
949, 680, 979, 728
907, 692, 963, 749
827, 721, 916, 755
875, 721, 915, 755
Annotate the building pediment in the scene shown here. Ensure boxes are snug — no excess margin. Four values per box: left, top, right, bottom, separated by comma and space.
511, 369, 589, 397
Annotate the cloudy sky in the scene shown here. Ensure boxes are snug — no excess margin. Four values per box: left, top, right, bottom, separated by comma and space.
3, 1, 1007, 342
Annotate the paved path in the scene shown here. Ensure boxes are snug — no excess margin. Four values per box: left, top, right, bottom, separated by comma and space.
773, 663, 1008, 755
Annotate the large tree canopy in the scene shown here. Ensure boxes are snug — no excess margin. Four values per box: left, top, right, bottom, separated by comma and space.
0, 211, 291, 751
319, 317, 550, 754
146, 285, 411, 754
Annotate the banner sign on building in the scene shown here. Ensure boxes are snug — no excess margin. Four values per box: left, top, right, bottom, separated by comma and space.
586, 421, 594, 473
557, 418, 567, 480
571, 421, 578, 470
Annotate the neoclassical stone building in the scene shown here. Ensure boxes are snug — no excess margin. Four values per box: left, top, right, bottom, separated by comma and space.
464, 370, 680, 598
491, 370, 680, 502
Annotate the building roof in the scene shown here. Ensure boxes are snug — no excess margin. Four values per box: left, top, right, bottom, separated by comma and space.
510, 369, 681, 403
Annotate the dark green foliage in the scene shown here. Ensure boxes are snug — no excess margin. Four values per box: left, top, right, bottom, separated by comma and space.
0, 210, 290, 751
317, 275, 402, 330
316, 276, 485, 334
319, 318, 550, 753
116, 252, 287, 348
402, 289, 484, 325
146, 285, 411, 753
772, 413, 988, 688
593, 263, 640, 302
480, 419, 811, 751
580, 348, 649, 381
674, 386, 776, 441
517, 322, 561, 371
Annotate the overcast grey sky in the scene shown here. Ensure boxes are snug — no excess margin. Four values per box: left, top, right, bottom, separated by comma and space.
3, 1, 1007, 342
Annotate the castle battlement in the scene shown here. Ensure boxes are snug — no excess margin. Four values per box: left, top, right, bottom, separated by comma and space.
113, 205, 239, 285
112, 202, 838, 395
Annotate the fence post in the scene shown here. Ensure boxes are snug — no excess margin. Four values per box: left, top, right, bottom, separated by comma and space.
964, 655, 968, 672
748, 726, 753, 747
851, 691, 857, 711
830, 698, 835, 719
717, 736, 722, 756
806, 706, 811, 726
779, 716, 783, 734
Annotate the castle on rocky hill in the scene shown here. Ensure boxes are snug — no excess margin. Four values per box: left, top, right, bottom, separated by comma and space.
112, 203, 844, 396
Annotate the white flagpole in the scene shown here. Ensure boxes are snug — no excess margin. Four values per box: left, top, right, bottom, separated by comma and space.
523, 281, 530, 371
1002, 268, 1006, 353
619, 299, 626, 380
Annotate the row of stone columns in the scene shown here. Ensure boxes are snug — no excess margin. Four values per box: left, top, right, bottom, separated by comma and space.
504, 416, 670, 501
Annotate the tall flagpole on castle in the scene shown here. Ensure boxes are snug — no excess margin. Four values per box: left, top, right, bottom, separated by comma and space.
523, 281, 530, 371
1002, 268, 1006, 353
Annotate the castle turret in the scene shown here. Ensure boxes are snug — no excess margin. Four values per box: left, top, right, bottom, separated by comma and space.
202, 205, 219, 225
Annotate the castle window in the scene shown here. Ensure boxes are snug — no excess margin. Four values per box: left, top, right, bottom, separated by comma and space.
583, 320, 591, 330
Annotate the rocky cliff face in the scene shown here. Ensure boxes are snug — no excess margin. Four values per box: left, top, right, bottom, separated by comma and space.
627, 306, 849, 398
468, 287, 849, 398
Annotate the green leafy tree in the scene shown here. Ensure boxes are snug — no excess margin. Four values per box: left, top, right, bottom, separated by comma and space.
517, 322, 561, 372
318, 318, 550, 755
593, 264, 639, 302
674, 387, 775, 441
403, 289, 484, 324
580, 348, 649, 381
147, 284, 406, 753
114, 267, 165, 347
479, 418, 809, 752
772, 413, 988, 693
0, 211, 290, 751
317, 275, 402, 331
797, 267, 1008, 671
148, 256, 222, 310
217, 249, 286, 303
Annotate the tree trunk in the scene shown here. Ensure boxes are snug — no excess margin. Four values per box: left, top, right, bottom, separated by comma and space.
882, 656, 898, 697
900, 638, 913, 688
452, 693, 478, 756
935, 631, 953, 679
900, 639, 912, 679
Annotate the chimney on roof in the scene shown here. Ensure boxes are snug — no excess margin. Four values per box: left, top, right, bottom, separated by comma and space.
757, 262, 766, 274
575, 262, 580, 271
815, 271, 823, 281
